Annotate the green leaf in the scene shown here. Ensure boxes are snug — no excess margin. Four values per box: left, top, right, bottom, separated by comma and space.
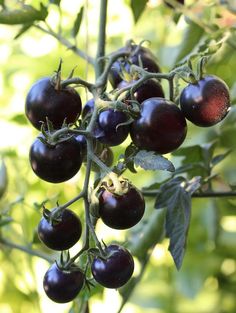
72, 7, 84, 38
155, 177, 191, 269
134, 150, 175, 172
174, 21, 204, 63
130, 0, 148, 23
10, 113, 28, 124
173, 12, 181, 24
173, 142, 217, 178
0, 159, 8, 199
49, 0, 61, 6
14, 23, 33, 39
124, 144, 137, 173
0, 4, 48, 25
211, 149, 232, 168
155, 176, 185, 209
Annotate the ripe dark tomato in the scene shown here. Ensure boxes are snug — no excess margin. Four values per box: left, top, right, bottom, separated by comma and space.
118, 79, 164, 104
38, 209, 82, 251
91, 244, 134, 289
109, 45, 161, 88
25, 77, 82, 130
30, 135, 82, 183
164, 0, 184, 8
180, 75, 230, 127
99, 185, 145, 229
82, 98, 95, 119
75, 134, 87, 160
43, 263, 84, 303
96, 109, 130, 146
81, 99, 129, 146
130, 97, 187, 154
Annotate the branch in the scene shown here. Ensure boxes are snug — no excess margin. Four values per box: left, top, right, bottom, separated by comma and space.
114, 65, 175, 100
95, 0, 108, 78
34, 24, 94, 65
60, 77, 94, 90
0, 238, 53, 263
142, 190, 236, 198
96, 50, 131, 88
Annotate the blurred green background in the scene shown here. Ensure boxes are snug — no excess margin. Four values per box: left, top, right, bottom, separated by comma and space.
0, 0, 236, 312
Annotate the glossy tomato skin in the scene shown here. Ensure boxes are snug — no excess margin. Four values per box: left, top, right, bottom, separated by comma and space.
81, 100, 129, 146
99, 186, 145, 229
180, 75, 230, 127
109, 46, 161, 88
25, 77, 82, 130
38, 209, 82, 250
82, 98, 95, 119
130, 97, 187, 154
118, 79, 164, 104
43, 263, 84, 303
30, 136, 82, 183
96, 109, 130, 146
91, 245, 134, 289
75, 134, 87, 160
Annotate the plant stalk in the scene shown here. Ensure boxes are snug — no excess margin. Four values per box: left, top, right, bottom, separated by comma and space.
95, 0, 108, 79
0, 238, 53, 263
142, 190, 236, 198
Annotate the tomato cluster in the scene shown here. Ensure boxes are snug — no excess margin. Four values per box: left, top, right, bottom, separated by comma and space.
25, 40, 230, 304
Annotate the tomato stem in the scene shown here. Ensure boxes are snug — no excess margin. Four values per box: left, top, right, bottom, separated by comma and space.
95, 0, 108, 79
0, 238, 53, 263
142, 190, 236, 198
34, 24, 94, 64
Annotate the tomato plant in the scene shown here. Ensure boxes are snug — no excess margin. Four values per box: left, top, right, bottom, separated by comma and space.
1, 1, 235, 313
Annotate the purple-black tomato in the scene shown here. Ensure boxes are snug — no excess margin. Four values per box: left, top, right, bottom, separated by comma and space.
82, 98, 95, 119
96, 109, 130, 146
180, 75, 230, 127
25, 77, 82, 130
38, 209, 82, 251
81, 100, 129, 146
29, 135, 82, 183
43, 263, 84, 303
99, 185, 145, 229
118, 79, 164, 104
130, 97, 187, 154
109, 45, 161, 88
91, 244, 134, 289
